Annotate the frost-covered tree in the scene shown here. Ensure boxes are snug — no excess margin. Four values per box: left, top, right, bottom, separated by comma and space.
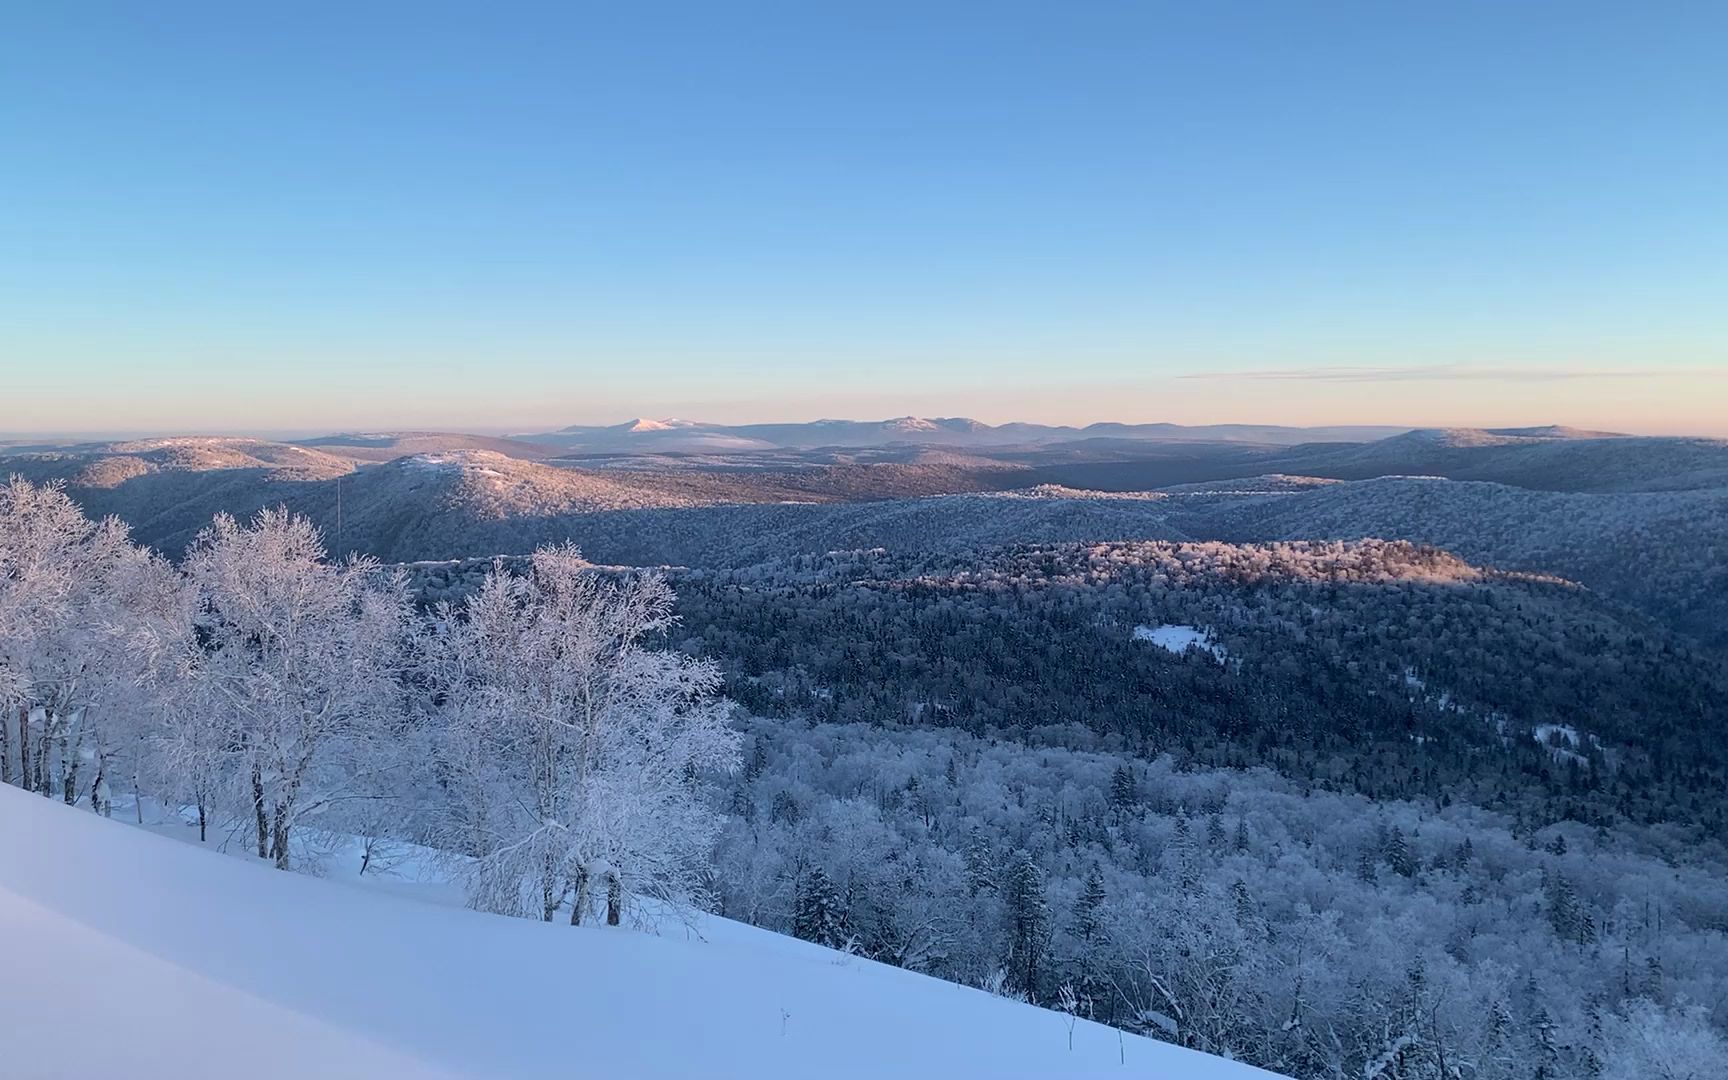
74, 545, 191, 817
426, 544, 738, 924
0, 478, 94, 785
0, 477, 170, 806
1598, 1000, 1727, 1080
145, 660, 230, 842
704, 715, 1728, 1079
183, 508, 410, 869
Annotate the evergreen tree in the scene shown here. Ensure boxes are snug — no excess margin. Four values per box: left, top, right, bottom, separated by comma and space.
1402, 955, 1428, 1028
1545, 873, 1579, 940
1528, 1002, 1560, 1080
770, 790, 802, 826
792, 866, 848, 948
1642, 955, 1664, 1000
743, 739, 768, 782
1003, 849, 1049, 999
1170, 812, 1201, 891
1480, 997, 1515, 1080
1230, 878, 1256, 931
1385, 826, 1415, 878
1578, 1000, 1605, 1080
964, 830, 997, 896
1456, 836, 1475, 870
1108, 765, 1137, 813
728, 785, 756, 824
1073, 866, 1106, 944
1356, 850, 1378, 883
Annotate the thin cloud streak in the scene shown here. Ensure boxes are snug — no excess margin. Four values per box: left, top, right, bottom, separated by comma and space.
1179, 365, 1722, 383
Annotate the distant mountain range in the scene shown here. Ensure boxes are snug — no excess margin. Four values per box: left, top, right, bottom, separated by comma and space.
5, 422, 1725, 649
515, 417, 1413, 452
1028, 427, 1728, 495
293, 431, 564, 462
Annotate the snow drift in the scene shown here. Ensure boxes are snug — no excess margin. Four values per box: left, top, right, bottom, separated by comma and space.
0, 785, 1281, 1079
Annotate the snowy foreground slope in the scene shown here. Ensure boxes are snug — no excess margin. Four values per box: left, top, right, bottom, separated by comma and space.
0, 786, 1281, 1080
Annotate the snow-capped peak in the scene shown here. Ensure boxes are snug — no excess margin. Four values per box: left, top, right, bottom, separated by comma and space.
616, 418, 702, 433
883, 416, 941, 433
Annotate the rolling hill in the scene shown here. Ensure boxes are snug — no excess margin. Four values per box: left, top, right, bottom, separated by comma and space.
1208, 475, 1728, 649
1255, 429, 1728, 493
1025, 429, 1728, 495
5, 426, 1725, 650
292, 430, 564, 462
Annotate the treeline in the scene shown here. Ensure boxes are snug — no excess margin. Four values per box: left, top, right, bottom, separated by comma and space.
0, 478, 737, 924
666, 541, 1728, 830
711, 716, 1728, 1080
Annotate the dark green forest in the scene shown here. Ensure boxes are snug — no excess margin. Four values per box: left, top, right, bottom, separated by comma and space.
666, 540, 1728, 832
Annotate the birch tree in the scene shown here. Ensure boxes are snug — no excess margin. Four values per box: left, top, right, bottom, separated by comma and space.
184, 508, 409, 869
70, 543, 190, 817
0, 477, 155, 802
427, 544, 739, 924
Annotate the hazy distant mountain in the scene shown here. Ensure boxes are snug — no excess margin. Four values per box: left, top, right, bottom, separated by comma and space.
0, 438, 356, 558
293, 431, 561, 462
1479, 424, 1628, 440
523, 420, 1728, 495
1255, 429, 1728, 493
1068, 421, 1410, 444
0, 439, 1032, 559
517, 417, 1408, 452
532, 419, 779, 453
91, 436, 355, 478
3, 436, 356, 493
1020, 428, 1728, 495
8, 424, 1725, 648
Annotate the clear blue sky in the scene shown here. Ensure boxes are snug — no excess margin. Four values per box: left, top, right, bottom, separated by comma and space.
3, 1, 1725, 435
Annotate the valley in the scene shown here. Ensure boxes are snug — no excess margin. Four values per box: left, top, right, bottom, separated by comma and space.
5, 418, 1727, 1079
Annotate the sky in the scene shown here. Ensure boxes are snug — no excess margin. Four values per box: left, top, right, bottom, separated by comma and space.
2, 1, 1725, 437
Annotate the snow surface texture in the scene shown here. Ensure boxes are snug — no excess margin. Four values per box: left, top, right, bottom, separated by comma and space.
0, 785, 1281, 1079
1133, 623, 1228, 662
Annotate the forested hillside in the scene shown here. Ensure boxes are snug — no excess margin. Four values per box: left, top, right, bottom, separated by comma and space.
1212, 477, 1728, 650
664, 541, 1728, 830
6, 477, 1727, 1079
9, 433, 1727, 656
1254, 430, 1728, 494
711, 717, 1728, 1080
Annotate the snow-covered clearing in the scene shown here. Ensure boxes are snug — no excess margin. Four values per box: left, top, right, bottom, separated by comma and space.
1534, 723, 1597, 766
1133, 623, 1228, 662
1534, 723, 1581, 749
0, 784, 1280, 1079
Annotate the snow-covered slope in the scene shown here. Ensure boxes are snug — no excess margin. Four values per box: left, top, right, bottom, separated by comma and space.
0, 785, 1281, 1079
